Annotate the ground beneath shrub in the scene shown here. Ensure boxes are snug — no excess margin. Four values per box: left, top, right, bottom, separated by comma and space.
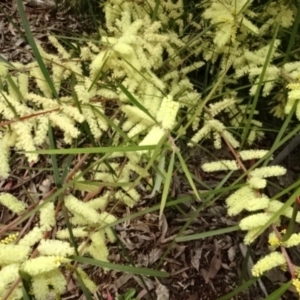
1, 1, 300, 299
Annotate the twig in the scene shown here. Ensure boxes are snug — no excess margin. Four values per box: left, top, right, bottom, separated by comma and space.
272, 225, 295, 278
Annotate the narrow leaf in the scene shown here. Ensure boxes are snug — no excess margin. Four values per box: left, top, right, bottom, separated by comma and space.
241, 23, 279, 147
71, 256, 169, 277
176, 150, 201, 201
24, 145, 157, 155
118, 83, 156, 122
217, 277, 258, 300
74, 269, 94, 300
264, 281, 292, 300
176, 225, 240, 242
160, 151, 175, 219
16, 0, 59, 101
150, 153, 166, 198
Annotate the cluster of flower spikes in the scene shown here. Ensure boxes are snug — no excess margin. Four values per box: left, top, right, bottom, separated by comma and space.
188, 98, 264, 149
248, 229, 300, 294
0, 0, 206, 195
0, 0, 299, 197
0, 191, 116, 299
198, 0, 300, 120
201, 149, 300, 281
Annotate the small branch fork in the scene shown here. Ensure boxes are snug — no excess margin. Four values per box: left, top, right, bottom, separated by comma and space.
0, 96, 116, 128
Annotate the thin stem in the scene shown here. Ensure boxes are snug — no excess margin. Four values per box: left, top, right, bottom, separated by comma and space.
282, 198, 299, 242
272, 225, 295, 279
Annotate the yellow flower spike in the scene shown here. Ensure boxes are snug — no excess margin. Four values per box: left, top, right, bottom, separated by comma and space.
268, 232, 280, 249
22, 256, 66, 276
293, 279, 300, 295
287, 83, 300, 90
282, 233, 300, 248
252, 252, 286, 277
0, 193, 27, 214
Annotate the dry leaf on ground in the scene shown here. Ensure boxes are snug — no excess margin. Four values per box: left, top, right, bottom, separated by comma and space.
156, 281, 169, 300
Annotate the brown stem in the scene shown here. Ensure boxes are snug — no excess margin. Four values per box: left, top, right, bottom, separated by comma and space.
0, 108, 59, 127
272, 225, 295, 278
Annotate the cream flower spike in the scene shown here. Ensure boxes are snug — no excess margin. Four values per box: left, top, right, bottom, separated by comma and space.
252, 252, 285, 277
202, 160, 239, 172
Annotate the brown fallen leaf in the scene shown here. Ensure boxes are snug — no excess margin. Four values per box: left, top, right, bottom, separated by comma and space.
187, 292, 199, 300
159, 213, 168, 242
130, 222, 151, 233
38, 177, 52, 195
205, 254, 222, 283
114, 274, 132, 289
156, 281, 169, 300
227, 246, 236, 262
200, 268, 209, 283
149, 248, 163, 265
191, 247, 203, 271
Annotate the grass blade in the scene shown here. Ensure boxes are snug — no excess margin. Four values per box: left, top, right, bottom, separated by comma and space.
254, 185, 300, 240
25, 145, 157, 155
47, 123, 61, 188
6, 74, 25, 103
240, 23, 279, 147
71, 256, 169, 277
217, 277, 258, 300
0, 55, 16, 68
281, 0, 300, 65
159, 150, 175, 219
151, 0, 160, 22
264, 281, 292, 300
74, 269, 94, 300
20, 271, 33, 300
118, 83, 156, 122
21, 286, 32, 300
149, 153, 166, 198
16, 0, 59, 101
176, 149, 201, 201
176, 225, 240, 242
